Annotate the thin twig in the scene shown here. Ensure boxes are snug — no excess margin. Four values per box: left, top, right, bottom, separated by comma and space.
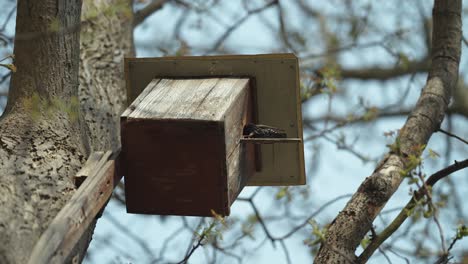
276, 2, 296, 53
446, 230, 462, 253
0, 5, 16, 31
177, 234, 206, 264
304, 122, 348, 142
176, 231, 207, 264
462, 35, 468, 48
105, 213, 155, 259
156, 219, 186, 261
416, 166, 447, 253
133, 0, 169, 27
207, 0, 278, 54
177, 219, 209, 264
0, 72, 10, 96
378, 247, 393, 264
438, 128, 468, 145
249, 200, 276, 246
322, 134, 372, 163
384, 246, 410, 264
433, 211, 446, 253
279, 240, 292, 264
276, 194, 352, 240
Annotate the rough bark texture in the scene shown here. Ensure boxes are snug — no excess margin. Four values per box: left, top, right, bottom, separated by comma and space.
79, 0, 134, 152
74, 0, 134, 258
0, 0, 133, 263
314, 1, 462, 263
0, 1, 85, 263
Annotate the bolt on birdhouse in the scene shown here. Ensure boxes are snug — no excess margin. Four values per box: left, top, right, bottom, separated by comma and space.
122, 54, 305, 217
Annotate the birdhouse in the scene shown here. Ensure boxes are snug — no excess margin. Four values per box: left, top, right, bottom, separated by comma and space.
121, 54, 305, 217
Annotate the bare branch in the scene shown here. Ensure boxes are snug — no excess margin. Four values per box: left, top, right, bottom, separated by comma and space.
0, 72, 11, 86
207, 0, 278, 54
416, 0, 432, 53
340, 58, 430, 81
176, 228, 207, 264
0, 5, 16, 32
133, 0, 169, 27
105, 213, 156, 259
276, 194, 352, 240
438, 128, 468, 145
276, 2, 296, 53
314, 1, 462, 262
279, 240, 292, 264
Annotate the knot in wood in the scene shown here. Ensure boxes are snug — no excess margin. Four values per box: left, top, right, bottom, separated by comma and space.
359, 174, 391, 206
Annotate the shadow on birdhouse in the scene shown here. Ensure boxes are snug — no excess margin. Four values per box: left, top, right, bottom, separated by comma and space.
121, 54, 305, 217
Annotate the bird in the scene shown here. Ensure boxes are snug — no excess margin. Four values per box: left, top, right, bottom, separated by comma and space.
243, 123, 287, 138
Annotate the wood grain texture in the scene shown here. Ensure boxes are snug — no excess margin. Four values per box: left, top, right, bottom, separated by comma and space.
122, 78, 253, 216
223, 79, 255, 207
27, 151, 118, 264
124, 54, 305, 186
125, 78, 249, 121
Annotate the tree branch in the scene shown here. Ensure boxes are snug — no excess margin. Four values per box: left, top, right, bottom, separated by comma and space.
133, 0, 169, 27
357, 159, 468, 263
206, 0, 278, 54
314, 1, 462, 263
0, 5, 16, 32
340, 57, 430, 81
438, 128, 468, 145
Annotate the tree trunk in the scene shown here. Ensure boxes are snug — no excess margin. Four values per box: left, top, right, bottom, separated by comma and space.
0, 0, 133, 263
314, 0, 462, 263
79, 0, 134, 152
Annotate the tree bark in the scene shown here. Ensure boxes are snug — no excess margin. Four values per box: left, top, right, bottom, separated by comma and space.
314, 0, 462, 263
0, 0, 134, 263
79, 0, 134, 152
0, 1, 84, 263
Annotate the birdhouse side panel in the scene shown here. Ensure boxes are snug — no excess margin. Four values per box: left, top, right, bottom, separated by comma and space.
121, 119, 228, 216
223, 79, 255, 206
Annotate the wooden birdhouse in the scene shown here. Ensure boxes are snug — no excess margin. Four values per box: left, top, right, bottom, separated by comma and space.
122, 54, 305, 217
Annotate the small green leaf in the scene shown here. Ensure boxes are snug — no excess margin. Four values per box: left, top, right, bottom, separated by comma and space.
423, 207, 433, 218
241, 222, 255, 239
428, 148, 440, 159
407, 177, 419, 184
457, 225, 468, 239
210, 209, 225, 223
363, 107, 379, 121
247, 214, 258, 223
0, 63, 16, 72
360, 236, 370, 249
48, 18, 61, 32
399, 52, 410, 70
383, 130, 396, 138
275, 187, 289, 200
405, 207, 414, 217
